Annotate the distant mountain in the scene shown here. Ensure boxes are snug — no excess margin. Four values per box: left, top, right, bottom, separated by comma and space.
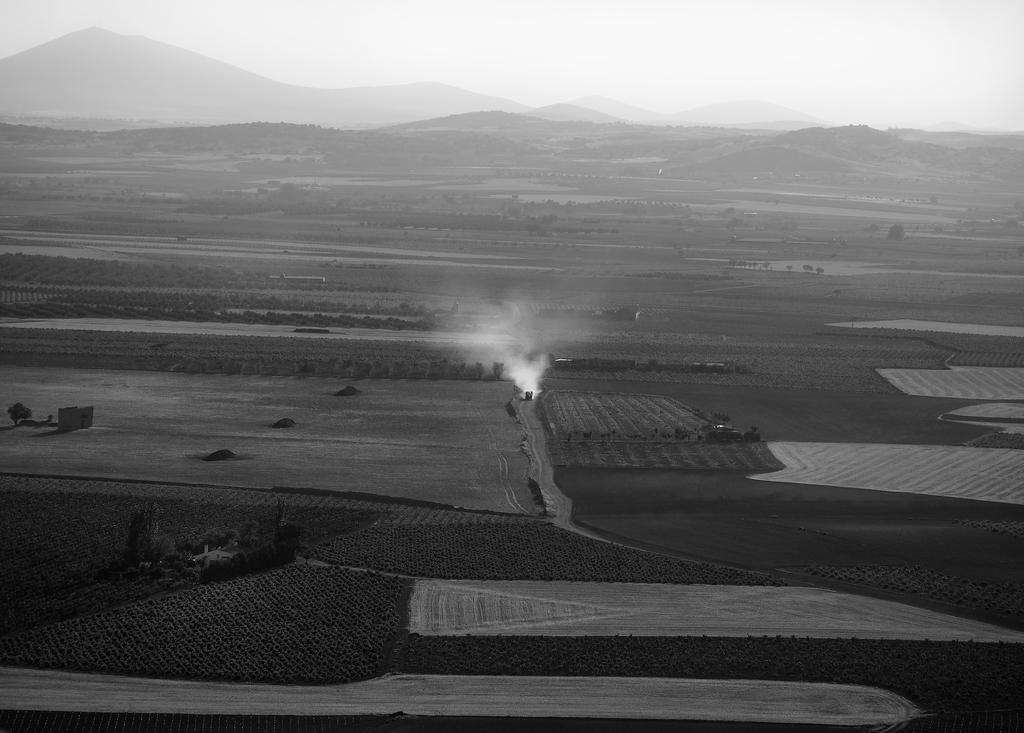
670, 99, 831, 128
527, 104, 622, 123
0, 28, 529, 126
926, 121, 988, 133
566, 96, 660, 122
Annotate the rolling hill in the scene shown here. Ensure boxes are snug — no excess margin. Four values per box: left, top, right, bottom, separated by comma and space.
0, 28, 528, 126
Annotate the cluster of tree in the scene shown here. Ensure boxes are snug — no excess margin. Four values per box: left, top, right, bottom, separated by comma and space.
0, 253, 244, 288
7, 402, 31, 425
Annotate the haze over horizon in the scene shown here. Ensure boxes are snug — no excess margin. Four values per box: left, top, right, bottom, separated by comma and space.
2, 0, 1023, 129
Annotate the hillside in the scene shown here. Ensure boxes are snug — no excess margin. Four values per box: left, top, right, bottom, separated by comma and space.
0, 28, 527, 126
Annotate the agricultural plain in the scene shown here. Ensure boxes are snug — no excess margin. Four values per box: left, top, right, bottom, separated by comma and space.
0, 366, 532, 513
2, 117, 1024, 725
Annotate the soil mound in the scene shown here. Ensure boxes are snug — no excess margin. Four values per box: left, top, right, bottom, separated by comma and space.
271, 418, 296, 429
334, 386, 361, 396
202, 449, 236, 462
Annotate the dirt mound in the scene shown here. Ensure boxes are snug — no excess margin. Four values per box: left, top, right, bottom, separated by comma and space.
202, 449, 236, 462
334, 386, 361, 396
271, 418, 296, 429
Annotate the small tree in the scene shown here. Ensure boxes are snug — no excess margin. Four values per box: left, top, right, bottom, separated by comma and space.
7, 403, 31, 425
887, 223, 905, 240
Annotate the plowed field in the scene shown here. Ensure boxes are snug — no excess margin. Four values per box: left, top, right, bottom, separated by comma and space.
756, 442, 1024, 504
408, 580, 1024, 641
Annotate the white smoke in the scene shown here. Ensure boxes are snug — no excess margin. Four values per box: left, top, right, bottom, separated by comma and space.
505, 352, 549, 395
455, 301, 551, 396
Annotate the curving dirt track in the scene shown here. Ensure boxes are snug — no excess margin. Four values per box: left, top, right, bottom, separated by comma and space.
0, 668, 919, 725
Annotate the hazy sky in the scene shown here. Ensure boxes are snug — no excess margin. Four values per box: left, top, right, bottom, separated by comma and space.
3, 0, 1023, 128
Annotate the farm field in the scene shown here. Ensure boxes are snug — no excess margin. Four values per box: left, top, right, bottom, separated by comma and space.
0, 667, 919, 726
407, 579, 1024, 641
557, 468, 1024, 607
0, 565, 404, 683
944, 402, 1024, 420
541, 378, 990, 445
397, 635, 1023, 713
0, 366, 532, 513
0, 317, 517, 346
827, 319, 1024, 338
944, 401, 1024, 436
756, 442, 1024, 504
877, 366, 1024, 399
540, 390, 707, 439
0, 712, 901, 733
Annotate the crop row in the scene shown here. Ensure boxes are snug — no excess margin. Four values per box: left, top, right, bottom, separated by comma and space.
0, 283, 431, 317
309, 522, 782, 586
0, 565, 405, 684
394, 634, 1024, 713
0, 252, 245, 288
0, 711, 387, 733
949, 351, 1024, 368
955, 519, 1024, 540
0, 327, 474, 377
546, 441, 783, 470
966, 432, 1024, 449
540, 390, 707, 440
795, 565, 1024, 619
901, 709, 1024, 732
0, 327, 510, 380
553, 335, 949, 393
0, 301, 429, 331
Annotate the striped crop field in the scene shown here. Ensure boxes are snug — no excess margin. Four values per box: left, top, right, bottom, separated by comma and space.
755, 442, 1024, 504
828, 319, 1024, 338
0, 667, 920, 726
877, 366, 1024, 399
407, 580, 1024, 641
944, 402, 1024, 420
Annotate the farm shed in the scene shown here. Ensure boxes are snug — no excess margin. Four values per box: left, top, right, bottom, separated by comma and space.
192, 546, 238, 567
57, 405, 93, 432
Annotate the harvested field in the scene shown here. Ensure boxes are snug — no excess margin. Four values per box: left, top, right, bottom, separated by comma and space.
944, 402, 1024, 420
408, 580, 1024, 641
877, 366, 1024, 399
0, 565, 404, 683
0, 367, 532, 512
827, 319, 1024, 338
0, 667, 919, 726
755, 442, 1024, 504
